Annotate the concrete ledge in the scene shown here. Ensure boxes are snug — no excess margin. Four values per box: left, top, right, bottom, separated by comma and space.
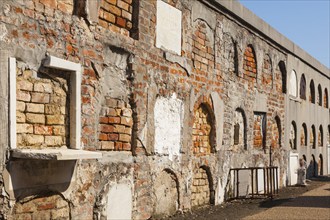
11, 149, 102, 160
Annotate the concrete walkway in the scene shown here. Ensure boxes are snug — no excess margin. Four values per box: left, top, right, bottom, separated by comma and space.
244, 183, 330, 220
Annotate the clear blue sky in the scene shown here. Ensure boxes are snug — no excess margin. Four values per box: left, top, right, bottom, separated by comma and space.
239, 0, 330, 68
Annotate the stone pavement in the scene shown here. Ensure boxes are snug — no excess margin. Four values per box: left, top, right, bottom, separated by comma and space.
244, 183, 330, 220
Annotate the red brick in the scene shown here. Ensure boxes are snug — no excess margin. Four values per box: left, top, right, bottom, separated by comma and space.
108, 116, 121, 124
99, 117, 109, 124
116, 17, 126, 28
108, 133, 119, 141
99, 133, 108, 141
100, 124, 115, 133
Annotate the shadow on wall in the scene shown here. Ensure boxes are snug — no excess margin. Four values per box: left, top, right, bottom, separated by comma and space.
306, 158, 317, 179
5, 159, 76, 200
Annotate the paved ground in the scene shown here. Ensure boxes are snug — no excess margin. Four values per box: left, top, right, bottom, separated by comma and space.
170, 177, 330, 220
243, 183, 330, 220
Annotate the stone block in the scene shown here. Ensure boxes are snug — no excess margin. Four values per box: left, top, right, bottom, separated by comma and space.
31, 92, 50, 103
24, 134, 44, 145
17, 123, 33, 134
101, 141, 115, 150
46, 115, 65, 125
17, 80, 33, 91
45, 136, 63, 146
26, 113, 45, 124
16, 101, 26, 112
26, 103, 45, 113
34, 82, 53, 93
17, 90, 31, 102
34, 125, 53, 135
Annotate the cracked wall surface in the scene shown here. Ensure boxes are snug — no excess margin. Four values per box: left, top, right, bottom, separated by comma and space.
0, 0, 329, 219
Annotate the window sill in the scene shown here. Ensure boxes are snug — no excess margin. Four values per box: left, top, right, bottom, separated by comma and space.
11, 149, 102, 160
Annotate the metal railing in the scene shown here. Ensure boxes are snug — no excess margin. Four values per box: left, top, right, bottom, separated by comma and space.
228, 166, 279, 199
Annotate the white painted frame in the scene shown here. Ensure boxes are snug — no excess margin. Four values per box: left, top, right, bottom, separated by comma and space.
9, 56, 82, 149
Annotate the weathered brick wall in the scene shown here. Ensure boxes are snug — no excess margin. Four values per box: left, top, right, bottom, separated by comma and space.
0, 0, 293, 218
253, 114, 265, 148
99, 0, 133, 36
243, 45, 257, 84
98, 97, 133, 151
13, 194, 69, 220
192, 104, 213, 155
191, 167, 210, 207
16, 65, 69, 149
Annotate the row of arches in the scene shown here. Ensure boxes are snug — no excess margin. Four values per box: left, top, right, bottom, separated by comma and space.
291, 122, 329, 149
302, 154, 324, 177
289, 71, 329, 108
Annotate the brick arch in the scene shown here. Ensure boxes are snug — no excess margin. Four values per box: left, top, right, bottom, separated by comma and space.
233, 107, 248, 150
300, 74, 307, 100
243, 44, 257, 83
324, 88, 328, 108
278, 60, 287, 93
191, 165, 215, 207
318, 84, 322, 106
153, 169, 180, 217
192, 95, 216, 155
12, 193, 70, 219
290, 121, 297, 149
318, 125, 323, 146
271, 115, 281, 148
301, 123, 308, 146
309, 80, 315, 103
262, 53, 273, 90
310, 125, 316, 148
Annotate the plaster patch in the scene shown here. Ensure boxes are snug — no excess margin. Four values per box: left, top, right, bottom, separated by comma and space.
154, 93, 183, 160
156, 0, 182, 55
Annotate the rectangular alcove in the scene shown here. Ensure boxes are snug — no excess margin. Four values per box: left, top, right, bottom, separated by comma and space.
9, 56, 101, 160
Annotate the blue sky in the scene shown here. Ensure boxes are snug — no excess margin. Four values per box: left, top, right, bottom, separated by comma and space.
239, 0, 330, 68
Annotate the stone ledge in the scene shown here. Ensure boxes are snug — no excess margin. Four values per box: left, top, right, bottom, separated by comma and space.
11, 149, 102, 160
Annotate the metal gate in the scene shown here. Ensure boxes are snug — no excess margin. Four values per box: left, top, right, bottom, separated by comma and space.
228, 166, 279, 199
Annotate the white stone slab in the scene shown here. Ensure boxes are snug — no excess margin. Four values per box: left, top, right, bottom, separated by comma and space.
11, 149, 102, 160
156, 0, 182, 55
154, 93, 183, 160
107, 183, 132, 220
289, 153, 299, 185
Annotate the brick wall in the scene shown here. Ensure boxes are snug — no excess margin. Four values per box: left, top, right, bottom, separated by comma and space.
243, 45, 257, 83
191, 167, 210, 207
300, 126, 306, 146
192, 20, 215, 74
192, 104, 213, 155
16, 66, 69, 149
271, 120, 280, 148
13, 194, 69, 220
99, 0, 134, 36
253, 114, 265, 148
98, 97, 133, 151
262, 55, 272, 90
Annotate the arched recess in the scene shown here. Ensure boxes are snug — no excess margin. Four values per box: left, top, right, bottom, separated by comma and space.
262, 54, 273, 89
302, 154, 307, 162
310, 125, 316, 149
289, 121, 297, 149
324, 88, 328, 108
318, 84, 322, 106
311, 154, 317, 177
221, 33, 238, 75
309, 80, 315, 103
233, 108, 247, 150
318, 125, 323, 147
318, 154, 323, 176
278, 61, 287, 93
289, 70, 297, 97
192, 103, 216, 155
243, 45, 257, 83
328, 125, 330, 145
300, 123, 308, 146
271, 116, 281, 148
12, 193, 70, 219
154, 169, 179, 217
299, 74, 306, 100
191, 165, 215, 207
